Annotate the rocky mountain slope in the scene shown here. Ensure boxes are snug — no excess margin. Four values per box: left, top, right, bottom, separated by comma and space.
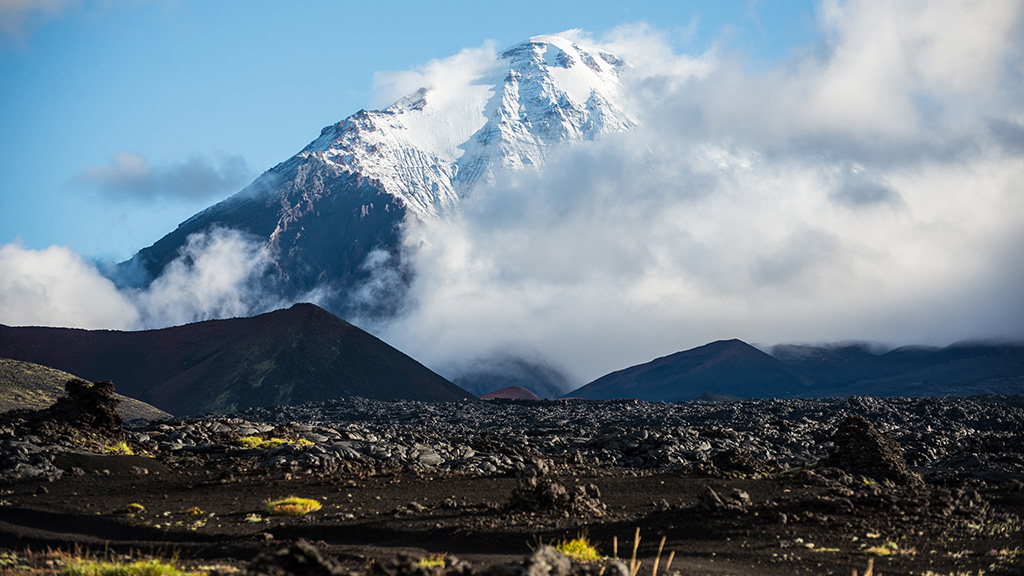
0, 304, 471, 416
121, 36, 635, 318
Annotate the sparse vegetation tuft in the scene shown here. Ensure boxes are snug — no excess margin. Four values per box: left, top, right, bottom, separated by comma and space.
103, 441, 134, 455
264, 496, 322, 516
416, 555, 447, 568
61, 557, 198, 576
554, 533, 602, 563
234, 436, 310, 449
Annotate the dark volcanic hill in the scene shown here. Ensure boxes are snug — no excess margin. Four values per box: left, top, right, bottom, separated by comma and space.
0, 304, 472, 416
567, 339, 816, 401
771, 341, 1024, 396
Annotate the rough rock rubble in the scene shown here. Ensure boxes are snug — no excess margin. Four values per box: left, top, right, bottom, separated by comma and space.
2, 392, 1023, 485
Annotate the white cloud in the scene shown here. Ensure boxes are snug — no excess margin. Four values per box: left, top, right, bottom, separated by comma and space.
74, 151, 252, 202
0, 242, 139, 329
131, 228, 277, 327
372, 0, 1024, 384
371, 41, 502, 108
0, 228, 296, 331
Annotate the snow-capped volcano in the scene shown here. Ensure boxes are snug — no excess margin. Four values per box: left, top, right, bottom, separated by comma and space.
270, 35, 634, 219
123, 35, 636, 316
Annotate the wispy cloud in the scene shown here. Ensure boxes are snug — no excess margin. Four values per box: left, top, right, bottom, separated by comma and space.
0, 0, 78, 44
73, 151, 252, 202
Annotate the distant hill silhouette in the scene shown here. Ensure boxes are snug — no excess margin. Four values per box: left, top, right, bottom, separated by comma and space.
453, 353, 571, 399
567, 339, 816, 401
0, 304, 473, 416
771, 341, 1024, 397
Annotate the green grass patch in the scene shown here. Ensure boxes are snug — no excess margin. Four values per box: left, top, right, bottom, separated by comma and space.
103, 441, 134, 455
555, 535, 602, 563
417, 555, 447, 568
234, 436, 310, 449
264, 496, 322, 516
61, 557, 198, 576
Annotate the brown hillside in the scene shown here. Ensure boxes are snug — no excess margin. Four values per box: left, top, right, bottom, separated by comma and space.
0, 304, 472, 416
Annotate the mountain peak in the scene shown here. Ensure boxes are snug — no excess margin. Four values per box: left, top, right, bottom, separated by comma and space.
124, 35, 638, 318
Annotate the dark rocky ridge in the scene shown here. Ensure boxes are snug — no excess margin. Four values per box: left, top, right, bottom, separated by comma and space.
0, 303, 471, 416
567, 339, 817, 401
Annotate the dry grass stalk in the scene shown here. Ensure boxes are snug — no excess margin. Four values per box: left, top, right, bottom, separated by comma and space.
630, 527, 641, 576
651, 536, 666, 576
853, 557, 875, 576
664, 551, 675, 575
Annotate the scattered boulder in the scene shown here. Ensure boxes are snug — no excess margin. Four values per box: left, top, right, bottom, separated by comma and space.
695, 484, 725, 512
507, 458, 606, 516
819, 415, 922, 486
712, 447, 771, 475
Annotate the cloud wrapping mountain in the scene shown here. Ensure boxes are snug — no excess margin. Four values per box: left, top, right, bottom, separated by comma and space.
1, 1, 1022, 388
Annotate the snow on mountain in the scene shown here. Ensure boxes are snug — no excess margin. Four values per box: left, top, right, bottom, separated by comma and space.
124, 35, 637, 317
276, 35, 635, 219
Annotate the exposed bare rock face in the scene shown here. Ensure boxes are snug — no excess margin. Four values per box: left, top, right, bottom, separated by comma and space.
820, 415, 922, 486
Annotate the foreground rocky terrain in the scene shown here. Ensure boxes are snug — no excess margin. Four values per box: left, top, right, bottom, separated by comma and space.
2, 383, 1023, 575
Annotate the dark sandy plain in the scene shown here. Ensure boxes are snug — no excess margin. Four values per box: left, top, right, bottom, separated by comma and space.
2, 384, 1023, 576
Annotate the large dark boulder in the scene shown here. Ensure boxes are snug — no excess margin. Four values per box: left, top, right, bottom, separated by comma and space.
29, 379, 122, 434
820, 415, 922, 485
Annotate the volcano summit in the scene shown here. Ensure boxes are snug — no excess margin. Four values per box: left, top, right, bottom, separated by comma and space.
122, 36, 636, 319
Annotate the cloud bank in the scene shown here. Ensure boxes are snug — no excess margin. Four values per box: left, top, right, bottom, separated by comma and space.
74, 151, 252, 202
0, 228, 293, 331
373, 0, 1024, 383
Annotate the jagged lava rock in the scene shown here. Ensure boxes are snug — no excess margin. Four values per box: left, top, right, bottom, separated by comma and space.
820, 414, 922, 485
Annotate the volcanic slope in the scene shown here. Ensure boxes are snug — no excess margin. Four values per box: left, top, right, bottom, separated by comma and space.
0, 304, 472, 416
122, 35, 635, 318
567, 339, 816, 401
0, 358, 170, 421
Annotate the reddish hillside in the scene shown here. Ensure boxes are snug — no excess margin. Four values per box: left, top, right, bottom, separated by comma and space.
479, 386, 541, 401
0, 304, 473, 416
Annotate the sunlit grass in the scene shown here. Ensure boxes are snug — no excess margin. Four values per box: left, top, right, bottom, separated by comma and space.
264, 496, 322, 516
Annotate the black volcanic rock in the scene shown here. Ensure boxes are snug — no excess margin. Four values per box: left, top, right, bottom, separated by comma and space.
820, 415, 922, 486
0, 303, 472, 416
566, 339, 816, 401
29, 379, 122, 434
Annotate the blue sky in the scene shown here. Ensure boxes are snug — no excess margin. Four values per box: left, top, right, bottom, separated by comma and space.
1, 0, 817, 261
